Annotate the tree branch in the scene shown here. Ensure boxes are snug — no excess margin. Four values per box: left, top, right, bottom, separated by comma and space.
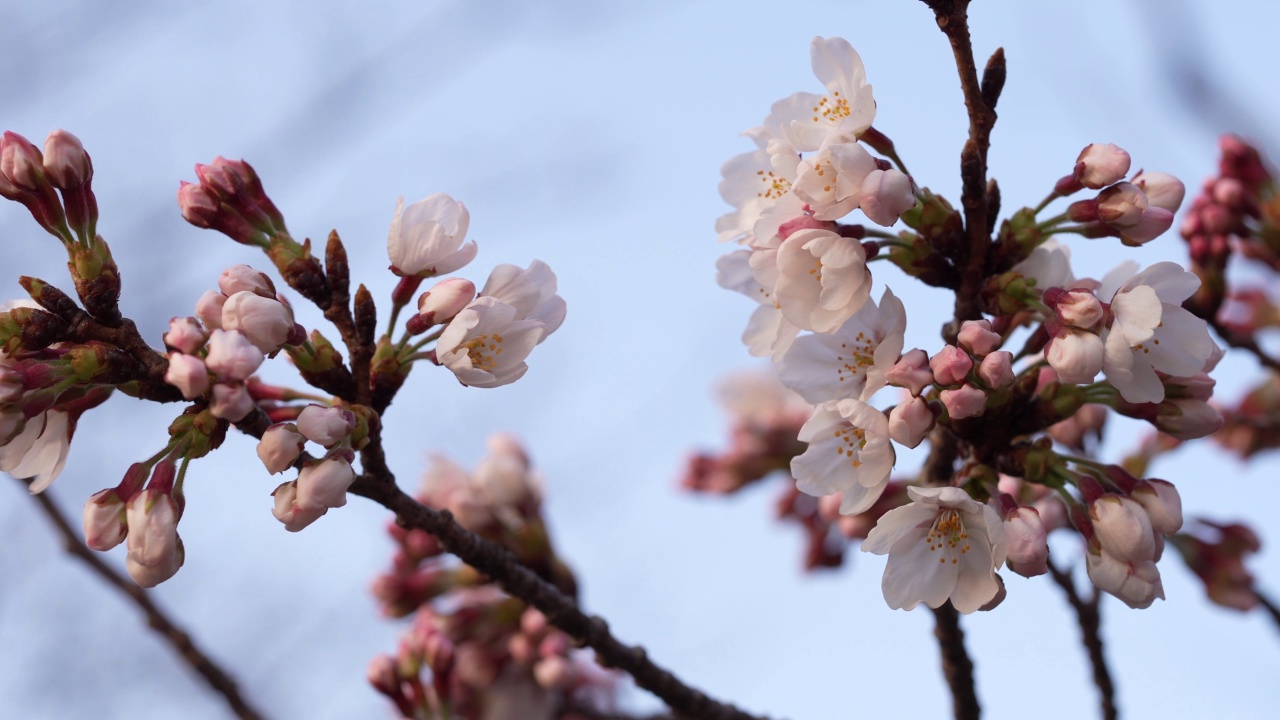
1208, 316, 1280, 374
931, 603, 980, 720
17, 477, 267, 720
1048, 561, 1118, 720
348, 474, 768, 720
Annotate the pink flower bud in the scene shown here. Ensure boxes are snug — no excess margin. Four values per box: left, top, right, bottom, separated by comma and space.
258, 423, 306, 474
1121, 206, 1176, 246
1086, 548, 1164, 609
164, 353, 210, 400
1155, 398, 1222, 440
977, 351, 1015, 389
929, 344, 973, 386
1095, 182, 1148, 228
417, 277, 476, 325
1090, 495, 1156, 563
778, 215, 837, 240
164, 317, 207, 354
520, 608, 549, 637
1075, 143, 1131, 189
204, 329, 264, 380
1045, 329, 1102, 384
957, 319, 1001, 356
271, 480, 327, 531
859, 168, 916, 227
210, 382, 255, 421
1134, 479, 1183, 536
296, 405, 354, 447
217, 264, 276, 297
221, 291, 293, 353
1131, 170, 1184, 213
296, 457, 355, 510
0, 131, 47, 192
888, 396, 933, 448
366, 655, 400, 696
940, 384, 987, 419
42, 130, 92, 189
1004, 506, 1049, 577
1052, 289, 1104, 329
0, 365, 22, 403
125, 489, 184, 587
82, 489, 128, 551
886, 348, 934, 396
195, 290, 227, 331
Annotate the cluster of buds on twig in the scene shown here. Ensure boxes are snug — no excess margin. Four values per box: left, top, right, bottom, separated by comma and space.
368, 436, 614, 719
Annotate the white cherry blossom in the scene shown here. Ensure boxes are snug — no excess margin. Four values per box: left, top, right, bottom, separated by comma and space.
774, 227, 871, 333
478, 260, 566, 341
790, 399, 894, 516
387, 193, 477, 277
437, 298, 547, 388
776, 287, 905, 403
862, 486, 1007, 614
765, 36, 876, 152
0, 409, 71, 493
715, 249, 799, 359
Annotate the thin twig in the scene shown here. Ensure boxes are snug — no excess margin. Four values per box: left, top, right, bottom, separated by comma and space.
348, 475, 768, 720
1047, 561, 1118, 720
1254, 588, 1280, 632
16, 477, 267, 720
931, 603, 980, 720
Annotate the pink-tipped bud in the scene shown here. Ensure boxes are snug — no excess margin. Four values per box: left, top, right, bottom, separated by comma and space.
1094, 182, 1148, 228
258, 423, 306, 474
178, 181, 267, 246
296, 405, 354, 447
957, 319, 1001, 357
194, 290, 227, 331
778, 214, 838, 240
1133, 479, 1183, 535
886, 348, 934, 396
1075, 143, 1131, 189
929, 344, 973, 386
124, 488, 184, 587
217, 264, 276, 297
888, 396, 933, 448
296, 457, 356, 511
940, 384, 987, 419
221, 292, 294, 353
1155, 398, 1223, 440
42, 130, 92, 189
0, 365, 23, 404
0, 131, 47, 192
271, 480, 327, 531
164, 353, 210, 400
1090, 495, 1157, 563
210, 382, 255, 421
164, 317, 208, 354
366, 655, 401, 697
417, 277, 476, 326
1122, 206, 1176, 246
1045, 329, 1103, 384
977, 351, 1015, 389
82, 489, 128, 551
1050, 288, 1105, 330
204, 329, 264, 381
1131, 170, 1184, 213
859, 168, 916, 227
1004, 506, 1049, 577
520, 608, 549, 637
533, 655, 574, 690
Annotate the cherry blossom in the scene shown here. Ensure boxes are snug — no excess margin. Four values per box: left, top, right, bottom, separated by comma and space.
387, 193, 477, 278
437, 298, 547, 388
861, 486, 1007, 613
775, 287, 905, 403
791, 399, 894, 516
773, 227, 871, 333
478, 260, 566, 341
715, 249, 799, 359
765, 36, 876, 152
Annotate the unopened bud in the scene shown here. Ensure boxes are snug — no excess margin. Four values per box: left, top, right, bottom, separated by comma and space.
1133, 479, 1183, 535
940, 384, 987, 419
929, 344, 972, 386
886, 348, 934, 396
888, 396, 933, 448
271, 480, 327, 531
296, 405, 354, 447
416, 277, 476, 326
164, 317, 207, 354
957, 319, 1001, 356
164, 353, 210, 400
1045, 329, 1103, 384
977, 351, 1015, 389
82, 489, 128, 551
257, 423, 306, 474
218, 264, 276, 297
1075, 143, 1131, 189
860, 168, 916, 227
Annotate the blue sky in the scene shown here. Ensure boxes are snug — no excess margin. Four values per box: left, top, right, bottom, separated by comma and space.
2, 1, 1279, 718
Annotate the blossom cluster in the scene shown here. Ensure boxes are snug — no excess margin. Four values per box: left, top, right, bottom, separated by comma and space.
368, 436, 615, 720
706, 36, 1231, 614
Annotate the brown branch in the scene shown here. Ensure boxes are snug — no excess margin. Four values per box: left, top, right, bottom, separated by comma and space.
1048, 561, 1118, 720
1254, 588, 1280, 633
16, 477, 267, 720
918, 0, 1000, 337
348, 474, 768, 720
1208, 316, 1280, 374
931, 603, 980, 720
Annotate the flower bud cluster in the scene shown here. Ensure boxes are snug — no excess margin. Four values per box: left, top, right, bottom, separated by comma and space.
1172, 519, 1262, 611
162, 265, 305, 419
81, 459, 186, 587
261, 403, 361, 531
0, 129, 98, 243
178, 157, 287, 247
1057, 142, 1185, 246
1081, 471, 1184, 609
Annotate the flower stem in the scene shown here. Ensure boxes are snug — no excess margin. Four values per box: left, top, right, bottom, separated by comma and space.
931, 603, 981, 720
1048, 561, 1118, 720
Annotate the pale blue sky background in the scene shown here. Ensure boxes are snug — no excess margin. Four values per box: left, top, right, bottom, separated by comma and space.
2, 1, 1279, 718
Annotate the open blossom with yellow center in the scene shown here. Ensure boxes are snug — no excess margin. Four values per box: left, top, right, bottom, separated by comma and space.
773, 227, 871, 334
862, 486, 1006, 614
777, 287, 905, 404
437, 298, 548, 389
765, 36, 877, 153
791, 398, 894, 516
